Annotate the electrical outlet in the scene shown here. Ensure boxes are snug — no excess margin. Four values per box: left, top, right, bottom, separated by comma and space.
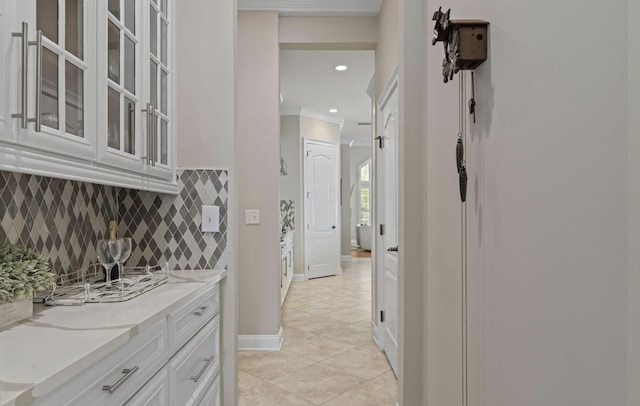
245, 209, 260, 225
201, 205, 219, 232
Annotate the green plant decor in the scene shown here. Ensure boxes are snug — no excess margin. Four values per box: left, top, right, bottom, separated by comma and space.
0, 244, 55, 305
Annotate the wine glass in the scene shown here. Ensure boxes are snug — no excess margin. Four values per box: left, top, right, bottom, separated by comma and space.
117, 238, 132, 281
96, 239, 122, 288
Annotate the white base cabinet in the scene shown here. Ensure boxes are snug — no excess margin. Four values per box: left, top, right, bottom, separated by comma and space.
281, 232, 294, 305
125, 369, 170, 406
35, 285, 221, 406
168, 314, 220, 406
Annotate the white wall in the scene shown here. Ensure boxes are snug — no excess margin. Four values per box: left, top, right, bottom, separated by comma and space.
176, 2, 237, 404
300, 116, 341, 144
176, 1, 234, 168
280, 16, 377, 50
279, 115, 305, 275
237, 11, 281, 337
350, 146, 372, 241
376, 0, 399, 99
341, 145, 352, 257
418, 1, 628, 405
628, 0, 639, 404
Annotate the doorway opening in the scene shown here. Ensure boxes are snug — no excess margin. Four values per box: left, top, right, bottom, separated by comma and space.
238, 49, 398, 404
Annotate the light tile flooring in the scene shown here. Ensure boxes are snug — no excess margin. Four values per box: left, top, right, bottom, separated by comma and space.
239, 257, 398, 405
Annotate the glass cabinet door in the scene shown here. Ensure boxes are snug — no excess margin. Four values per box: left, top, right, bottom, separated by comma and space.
13, 0, 96, 159
144, 0, 172, 177
97, 0, 144, 172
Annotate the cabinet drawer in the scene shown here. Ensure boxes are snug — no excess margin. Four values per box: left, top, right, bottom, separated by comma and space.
125, 368, 169, 406
198, 374, 220, 406
168, 285, 219, 354
37, 318, 168, 406
168, 314, 220, 406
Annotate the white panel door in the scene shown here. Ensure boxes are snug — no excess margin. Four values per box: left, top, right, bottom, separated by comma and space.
377, 79, 399, 376
304, 139, 340, 279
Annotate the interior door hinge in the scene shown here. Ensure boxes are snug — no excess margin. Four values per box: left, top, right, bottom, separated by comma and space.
380, 224, 385, 235
380, 310, 385, 323
306, 150, 311, 157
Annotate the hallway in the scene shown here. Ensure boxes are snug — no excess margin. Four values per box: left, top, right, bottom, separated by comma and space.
238, 257, 397, 405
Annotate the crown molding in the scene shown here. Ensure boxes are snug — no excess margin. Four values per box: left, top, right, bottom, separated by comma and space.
300, 108, 345, 128
280, 108, 345, 127
238, 0, 382, 16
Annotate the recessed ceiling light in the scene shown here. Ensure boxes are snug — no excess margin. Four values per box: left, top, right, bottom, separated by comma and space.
334, 65, 348, 71
329, 108, 338, 113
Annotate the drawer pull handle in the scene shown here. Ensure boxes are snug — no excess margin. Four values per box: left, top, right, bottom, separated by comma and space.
191, 357, 214, 383
102, 366, 139, 393
194, 306, 209, 316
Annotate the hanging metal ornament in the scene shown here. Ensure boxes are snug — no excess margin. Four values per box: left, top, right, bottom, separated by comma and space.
456, 134, 464, 174
459, 164, 467, 202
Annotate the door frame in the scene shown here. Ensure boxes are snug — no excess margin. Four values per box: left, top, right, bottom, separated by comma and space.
375, 69, 399, 351
302, 137, 341, 280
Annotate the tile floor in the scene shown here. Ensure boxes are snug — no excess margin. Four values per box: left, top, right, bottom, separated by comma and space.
239, 257, 398, 405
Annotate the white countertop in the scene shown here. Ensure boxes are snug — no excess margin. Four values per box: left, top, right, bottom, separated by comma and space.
0, 270, 227, 406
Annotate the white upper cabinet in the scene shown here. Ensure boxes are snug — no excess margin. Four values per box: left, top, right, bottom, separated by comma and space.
143, 0, 173, 180
97, 0, 144, 173
0, 0, 177, 193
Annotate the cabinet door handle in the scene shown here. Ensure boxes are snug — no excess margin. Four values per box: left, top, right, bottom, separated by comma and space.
194, 306, 209, 316
152, 108, 157, 166
191, 357, 213, 383
102, 365, 139, 393
142, 104, 153, 165
11, 22, 28, 129
28, 30, 43, 132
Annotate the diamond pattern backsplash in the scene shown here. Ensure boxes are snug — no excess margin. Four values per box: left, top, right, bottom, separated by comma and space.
0, 171, 117, 275
280, 200, 295, 233
0, 169, 228, 276
118, 170, 228, 270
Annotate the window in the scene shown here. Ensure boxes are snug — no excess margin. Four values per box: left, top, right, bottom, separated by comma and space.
358, 159, 371, 226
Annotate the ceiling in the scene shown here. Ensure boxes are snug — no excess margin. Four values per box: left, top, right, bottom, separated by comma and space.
280, 50, 375, 146
238, 0, 383, 16
239, 1, 380, 146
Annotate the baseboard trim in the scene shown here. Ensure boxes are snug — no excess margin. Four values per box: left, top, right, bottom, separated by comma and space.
292, 274, 305, 282
341, 255, 353, 262
238, 327, 283, 351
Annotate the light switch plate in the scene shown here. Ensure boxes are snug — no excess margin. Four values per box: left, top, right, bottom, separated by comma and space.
202, 205, 220, 232
245, 209, 260, 225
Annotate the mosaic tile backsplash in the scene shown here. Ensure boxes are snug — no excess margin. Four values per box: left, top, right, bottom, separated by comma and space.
280, 200, 295, 233
0, 169, 228, 276
0, 171, 117, 275
118, 170, 228, 270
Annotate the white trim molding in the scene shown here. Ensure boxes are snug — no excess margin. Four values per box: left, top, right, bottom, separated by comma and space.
238, 0, 382, 16
292, 274, 306, 282
238, 327, 284, 351
0, 144, 179, 194
281, 108, 345, 128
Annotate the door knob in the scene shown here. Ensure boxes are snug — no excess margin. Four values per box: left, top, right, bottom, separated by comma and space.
332, 225, 336, 229
387, 246, 398, 252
